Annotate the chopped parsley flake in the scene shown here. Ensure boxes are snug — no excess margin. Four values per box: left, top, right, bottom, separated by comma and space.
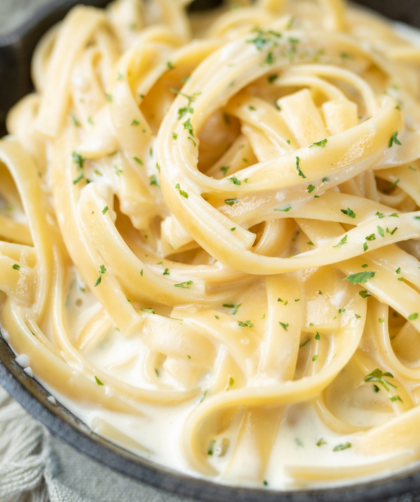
310, 138, 327, 148
306, 184, 315, 193
246, 29, 275, 51
295, 156, 306, 178
232, 304, 242, 315
364, 368, 395, 391
95, 376, 104, 386
94, 265, 106, 287
133, 156, 143, 165
174, 280, 193, 289
220, 166, 230, 176
274, 206, 291, 212
390, 395, 403, 403
389, 131, 402, 148
312, 355, 318, 362
207, 439, 215, 456
333, 235, 347, 248
71, 114, 80, 127
163, 268, 170, 276
333, 443, 351, 452
377, 226, 385, 238
226, 376, 234, 390
341, 207, 356, 219
141, 308, 155, 314
343, 271, 377, 284
200, 390, 208, 403
150, 174, 160, 187
225, 198, 239, 206
408, 313, 419, 321
229, 176, 241, 186
238, 320, 254, 328
73, 172, 84, 185
175, 183, 188, 198
279, 322, 289, 331
12, 264, 20, 270
102, 206, 109, 215
359, 290, 371, 298
183, 117, 194, 137
72, 151, 84, 169
265, 51, 274, 65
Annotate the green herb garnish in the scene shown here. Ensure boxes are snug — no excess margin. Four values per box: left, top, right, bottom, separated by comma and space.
174, 280, 193, 289
389, 131, 402, 148
364, 368, 396, 391
333, 443, 351, 452
341, 207, 356, 219
333, 235, 347, 248
295, 156, 306, 178
343, 271, 377, 284
310, 138, 327, 148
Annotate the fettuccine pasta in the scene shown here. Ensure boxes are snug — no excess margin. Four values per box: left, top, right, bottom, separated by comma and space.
2, 0, 420, 490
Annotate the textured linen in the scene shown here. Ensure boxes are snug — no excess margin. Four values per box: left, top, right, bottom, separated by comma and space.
0, 386, 194, 502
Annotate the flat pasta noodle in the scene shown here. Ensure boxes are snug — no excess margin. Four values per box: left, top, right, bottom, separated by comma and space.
1, 0, 420, 491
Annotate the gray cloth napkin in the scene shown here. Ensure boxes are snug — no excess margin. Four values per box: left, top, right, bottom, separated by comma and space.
0, 386, 195, 502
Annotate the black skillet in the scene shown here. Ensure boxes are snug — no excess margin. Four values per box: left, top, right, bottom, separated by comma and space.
0, 0, 420, 500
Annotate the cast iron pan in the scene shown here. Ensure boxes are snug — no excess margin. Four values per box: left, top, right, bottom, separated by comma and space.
1, 0, 420, 500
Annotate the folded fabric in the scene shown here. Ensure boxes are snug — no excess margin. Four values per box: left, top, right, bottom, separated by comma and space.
0, 386, 193, 502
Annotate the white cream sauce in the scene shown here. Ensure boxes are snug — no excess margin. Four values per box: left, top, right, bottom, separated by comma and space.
3, 9, 420, 492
